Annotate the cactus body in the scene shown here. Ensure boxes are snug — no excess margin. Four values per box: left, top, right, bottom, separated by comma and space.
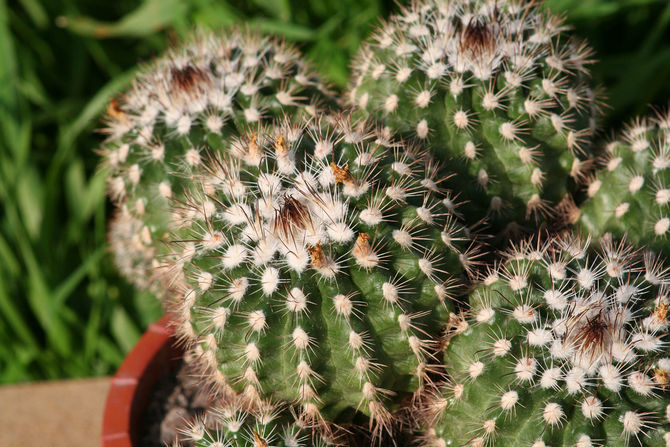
349, 0, 600, 234
108, 207, 157, 291
575, 111, 670, 256
178, 404, 332, 447
101, 30, 335, 292
426, 235, 670, 447
165, 115, 475, 433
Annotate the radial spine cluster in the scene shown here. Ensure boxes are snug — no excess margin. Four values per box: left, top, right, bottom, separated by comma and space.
349, 0, 600, 234
164, 114, 475, 434
100, 29, 335, 293
425, 235, 670, 447
176, 402, 333, 447
574, 110, 670, 256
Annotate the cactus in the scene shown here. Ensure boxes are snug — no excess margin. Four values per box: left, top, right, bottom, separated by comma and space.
423, 234, 670, 447
163, 113, 478, 436
108, 206, 157, 291
100, 29, 336, 293
349, 0, 600, 235
570, 110, 670, 256
176, 402, 334, 447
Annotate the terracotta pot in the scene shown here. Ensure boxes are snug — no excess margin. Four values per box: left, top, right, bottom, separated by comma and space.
101, 315, 181, 447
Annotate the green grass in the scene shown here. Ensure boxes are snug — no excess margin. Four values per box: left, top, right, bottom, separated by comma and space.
1, 0, 669, 383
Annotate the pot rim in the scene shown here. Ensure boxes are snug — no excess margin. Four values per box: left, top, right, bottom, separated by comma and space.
101, 315, 180, 447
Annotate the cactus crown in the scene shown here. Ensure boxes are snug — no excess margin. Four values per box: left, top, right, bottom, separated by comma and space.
575, 110, 670, 256
426, 234, 670, 447
349, 0, 600, 234
100, 29, 335, 292
164, 114, 476, 435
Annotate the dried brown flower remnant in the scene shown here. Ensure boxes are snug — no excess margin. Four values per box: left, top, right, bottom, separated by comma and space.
460, 20, 496, 61
655, 302, 669, 322
248, 133, 262, 162
352, 232, 380, 269
654, 367, 670, 389
274, 134, 288, 157
106, 98, 126, 121
307, 243, 328, 270
170, 65, 210, 93
564, 304, 616, 367
253, 430, 269, 447
330, 162, 355, 185
273, 195, 312, 240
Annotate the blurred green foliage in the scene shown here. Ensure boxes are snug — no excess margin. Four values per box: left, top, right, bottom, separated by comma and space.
1, 0, 669, 383
548, 0, 670, 126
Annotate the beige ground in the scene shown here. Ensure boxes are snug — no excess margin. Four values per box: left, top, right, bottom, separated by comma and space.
0, 377, 110, 447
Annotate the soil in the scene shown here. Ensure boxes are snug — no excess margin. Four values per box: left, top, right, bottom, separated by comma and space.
140, 361, 211, 447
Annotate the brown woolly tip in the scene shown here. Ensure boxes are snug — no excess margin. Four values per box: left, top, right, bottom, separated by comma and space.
274, 133, 288, 156
331, 161, 355, 185
654, 367, 670, 389
308, 243, 329, 270
354, 232, 371, 250
253, 430, 269, 447
655, 302, 669, 321
352, 232, 385, 271
106, 98, 126, 121
247, 132, 262, 160
170, 64, 210, 92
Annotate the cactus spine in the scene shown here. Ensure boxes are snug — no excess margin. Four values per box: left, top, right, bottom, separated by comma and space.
176, 402, 333, 447
349, 0, 600, 235
573, 110, 670, 257
164, 114, 476, 435
425, 235, 670, 447
101, 30, 335, 293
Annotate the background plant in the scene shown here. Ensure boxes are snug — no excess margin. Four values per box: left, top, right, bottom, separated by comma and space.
2, 0, 670, 383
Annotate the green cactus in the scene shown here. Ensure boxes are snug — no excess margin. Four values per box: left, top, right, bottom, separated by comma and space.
349, 0, 600, 236
572, 110, 670, 257
424, 234, 670, 447
100, 29, 336, 293
176, 402, 334, 447
163, 114, 477, 436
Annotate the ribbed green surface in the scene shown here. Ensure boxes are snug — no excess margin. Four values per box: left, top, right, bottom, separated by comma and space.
349, 0, 600, 235
577, 112, 670, 257
167, 115, 471, 428
429, 235, 670, 447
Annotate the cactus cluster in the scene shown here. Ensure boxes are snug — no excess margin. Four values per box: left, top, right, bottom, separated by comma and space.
426, 235, 670, 447
97, 2, 670, 447
100, 30, 335, 293
164, 114, 475, 435
349, 0, 600, 234
571, 110, 670, 256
